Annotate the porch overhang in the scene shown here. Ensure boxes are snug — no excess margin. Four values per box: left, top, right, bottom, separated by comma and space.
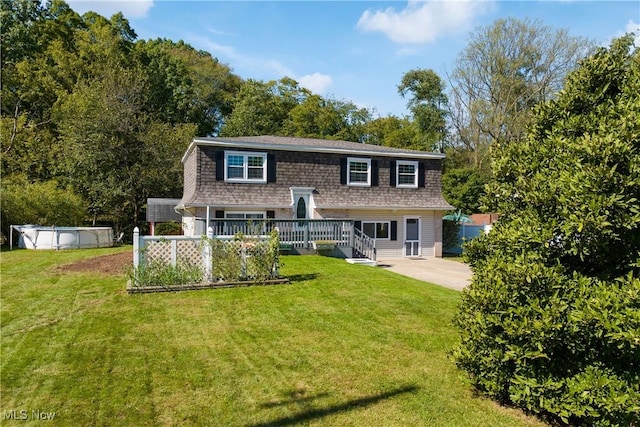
175, 202, 291, 211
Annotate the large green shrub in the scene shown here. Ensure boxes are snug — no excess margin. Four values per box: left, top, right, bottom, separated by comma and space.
454, 35, 640, 425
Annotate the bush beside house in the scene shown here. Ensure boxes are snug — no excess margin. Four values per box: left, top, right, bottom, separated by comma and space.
454, 36, 640, 425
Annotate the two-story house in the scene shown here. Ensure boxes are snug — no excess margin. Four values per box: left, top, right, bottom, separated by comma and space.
176, 135, 453, 258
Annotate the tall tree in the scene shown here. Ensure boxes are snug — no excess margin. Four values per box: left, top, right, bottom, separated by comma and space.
454, 35, 640, 425
283, 95, 371, 142
448, 18, 593, 170
398, 68, 448, 151
136, 39, 241, 136
1, 0, 85, 180
220, 78, 309, 137
364, 116, 419, 148
0, 2, 217, 233
54, 66, 196, 232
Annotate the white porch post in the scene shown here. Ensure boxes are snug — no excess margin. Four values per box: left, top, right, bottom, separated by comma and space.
203, 226, 213, 282
133, 227, 140, 269
205, 205, 210, 235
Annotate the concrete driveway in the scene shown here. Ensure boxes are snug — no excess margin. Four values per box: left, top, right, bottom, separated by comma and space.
376, 257, 472, 291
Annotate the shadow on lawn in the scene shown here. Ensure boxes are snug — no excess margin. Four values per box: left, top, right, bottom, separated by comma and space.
249, 385, 419, 427
259, 391, 331, 409
284, 273, 319, 282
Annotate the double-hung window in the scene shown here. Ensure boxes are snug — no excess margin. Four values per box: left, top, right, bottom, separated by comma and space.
396, 160, 418, 188
223, 212, 266, 235
348, 157, 371, 186
362, 221, 390, 240
225, 151, 267, 183
224, 212, 265, 220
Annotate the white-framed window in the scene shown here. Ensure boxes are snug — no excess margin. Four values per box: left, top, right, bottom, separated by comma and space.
348, 157, 371, 186
225, 151, 267, 183
222, 212, 267, 235
361, 221, 390, 240
396, 160, 418, 188
224, 212, 266, 220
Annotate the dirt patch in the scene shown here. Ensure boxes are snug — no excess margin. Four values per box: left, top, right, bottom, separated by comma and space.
58, 251, 132, 275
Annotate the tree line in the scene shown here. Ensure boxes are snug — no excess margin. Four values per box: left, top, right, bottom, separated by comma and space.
1, 0, 592, 238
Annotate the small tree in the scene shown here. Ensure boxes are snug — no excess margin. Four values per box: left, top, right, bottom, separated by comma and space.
1, 177, 87, 240
454, 35, 640, 425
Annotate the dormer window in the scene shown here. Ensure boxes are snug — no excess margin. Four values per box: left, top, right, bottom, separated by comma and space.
225, 151, 267, 183
348, 157, 371, 186
396, 160, 418, 188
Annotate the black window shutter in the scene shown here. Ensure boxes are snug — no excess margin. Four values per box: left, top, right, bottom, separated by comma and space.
371, 159, 379, 186
354, 220, 362, 231
390, 221, 397, 241
418, 162, 425, 187
215, 151, 224, 181
266, 210, 275, 219
389, 160, 396, 186
340, 158, 347, 185
267, 153, 276, 183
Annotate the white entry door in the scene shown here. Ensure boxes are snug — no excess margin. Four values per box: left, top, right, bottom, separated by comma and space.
290, 187, 314, 224
404, 216, 421, 257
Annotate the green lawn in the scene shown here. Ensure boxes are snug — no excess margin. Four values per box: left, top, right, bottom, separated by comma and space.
1, 248, 545, 426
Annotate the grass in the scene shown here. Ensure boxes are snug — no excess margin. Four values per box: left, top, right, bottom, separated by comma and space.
0, 248, 546, 426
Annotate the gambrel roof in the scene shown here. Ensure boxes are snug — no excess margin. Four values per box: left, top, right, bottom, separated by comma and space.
178, 136, 453, 211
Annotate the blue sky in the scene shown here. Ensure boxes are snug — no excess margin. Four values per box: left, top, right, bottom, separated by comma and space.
68, 1, 639, 117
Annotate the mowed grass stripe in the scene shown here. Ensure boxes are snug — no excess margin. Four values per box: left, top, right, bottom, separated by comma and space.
1, 248, 545, 426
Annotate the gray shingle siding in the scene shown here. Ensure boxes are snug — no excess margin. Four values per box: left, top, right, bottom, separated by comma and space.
179, 146, 198, 205
184, 144, 452, 210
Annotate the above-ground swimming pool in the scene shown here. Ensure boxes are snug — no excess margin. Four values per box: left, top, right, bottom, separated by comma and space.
11, 225, 115, 250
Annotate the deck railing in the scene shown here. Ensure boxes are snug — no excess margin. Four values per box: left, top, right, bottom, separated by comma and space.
133, 219, 376, 272
208, 219, 354, 250
353, 227, 377, 261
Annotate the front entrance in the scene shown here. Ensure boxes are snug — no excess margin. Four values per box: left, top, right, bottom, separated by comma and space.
290, 187, 314, 222
404, 216, 421, 257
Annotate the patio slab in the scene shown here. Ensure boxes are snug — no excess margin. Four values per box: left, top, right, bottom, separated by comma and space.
376, 257, 472, 291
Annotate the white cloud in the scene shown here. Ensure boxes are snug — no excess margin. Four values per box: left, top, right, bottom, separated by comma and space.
187, 35, 333, 94
188, 36, 240, 60
624, 20, 640, 45
265, 59, 295, 78
298, 73, 333, 94
207, 27, 236, 37
357, 0, 493, 44
187, 35, 302, 83
67, 0, 154, 19
607, 19, 640, 48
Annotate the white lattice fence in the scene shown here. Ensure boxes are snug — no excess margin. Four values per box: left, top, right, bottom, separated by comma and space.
144, 239, 203, 266
132, 227, 279, 284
